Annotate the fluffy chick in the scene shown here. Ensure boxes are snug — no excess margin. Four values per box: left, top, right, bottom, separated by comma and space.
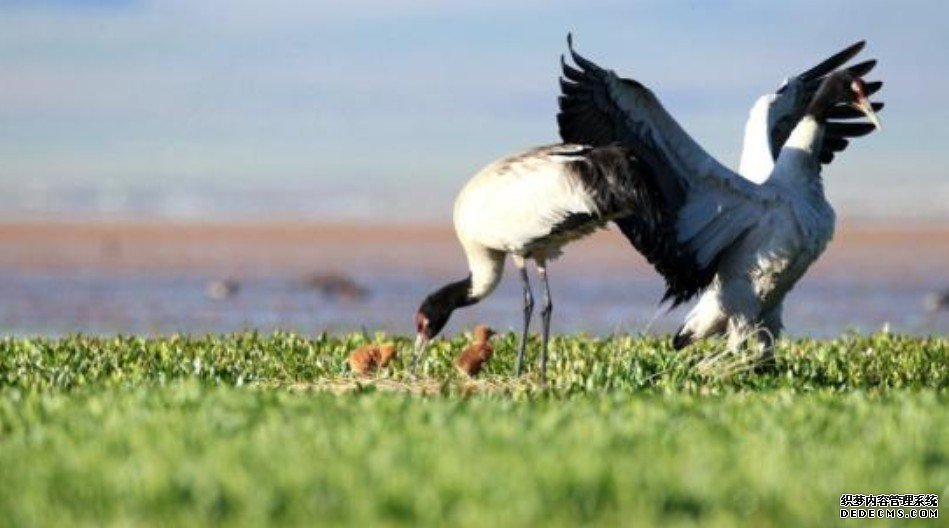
348, 343, 398, 375
376, 343, 398, 368
455, 325, 496, 377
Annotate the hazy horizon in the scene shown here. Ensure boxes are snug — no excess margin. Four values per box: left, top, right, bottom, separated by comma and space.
1, 0, 947, 222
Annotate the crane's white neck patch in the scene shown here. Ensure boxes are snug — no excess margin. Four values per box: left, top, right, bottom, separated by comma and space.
783, 116, 822, 155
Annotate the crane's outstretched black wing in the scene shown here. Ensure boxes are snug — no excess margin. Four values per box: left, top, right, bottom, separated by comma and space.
556, 34, 782, 305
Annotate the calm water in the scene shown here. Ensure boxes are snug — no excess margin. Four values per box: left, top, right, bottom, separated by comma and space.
1, 270, 945, 338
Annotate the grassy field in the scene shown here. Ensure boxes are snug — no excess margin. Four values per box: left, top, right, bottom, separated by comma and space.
0, 332, 946, 527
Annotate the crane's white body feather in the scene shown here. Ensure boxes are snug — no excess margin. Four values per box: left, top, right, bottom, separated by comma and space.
454, 147, 600, 258
453, 146, 613, 300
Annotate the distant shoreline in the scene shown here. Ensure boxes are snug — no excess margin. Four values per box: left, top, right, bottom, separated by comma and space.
0, 220, 946, 280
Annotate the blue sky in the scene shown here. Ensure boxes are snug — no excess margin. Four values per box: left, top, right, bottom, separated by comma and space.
0, 1, 946, 220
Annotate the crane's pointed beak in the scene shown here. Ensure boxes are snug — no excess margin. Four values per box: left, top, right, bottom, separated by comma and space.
853, 96, 882, 130
412, 333, 429, 373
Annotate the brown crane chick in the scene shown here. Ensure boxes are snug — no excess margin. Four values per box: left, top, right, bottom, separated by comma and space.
376, 343, 398, 368
348, 343, 398, 375
455, 325, 496, 378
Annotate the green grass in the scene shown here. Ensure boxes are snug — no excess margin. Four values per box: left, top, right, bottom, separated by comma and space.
0, 333, 947, 527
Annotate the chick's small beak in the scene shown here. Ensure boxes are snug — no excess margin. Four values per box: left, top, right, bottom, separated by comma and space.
853, 96, 882, 130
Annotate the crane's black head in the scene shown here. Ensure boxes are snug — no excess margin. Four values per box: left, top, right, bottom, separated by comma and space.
414, 276, 475, 357
415, 294, 453, 342
809, 71, 881, 129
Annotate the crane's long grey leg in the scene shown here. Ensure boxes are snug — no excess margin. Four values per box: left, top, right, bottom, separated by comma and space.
514, 257, 533, 377
537, 261, 553, 386
720, 279, 760, 348
756, 303, 783, 371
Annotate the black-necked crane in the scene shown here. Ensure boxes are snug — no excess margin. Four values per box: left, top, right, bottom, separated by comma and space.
414, 35, 882, 381
680, 42, 884, 350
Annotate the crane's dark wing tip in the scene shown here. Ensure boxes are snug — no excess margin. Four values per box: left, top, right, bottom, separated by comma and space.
557, 32, 617, 144
823, 137, 849, 152
848, 59, 877, 77
821, 104, 882, 165
825, 101, 884, 119
799, 40, 868, 82
564, 33, 603, 74
561, 58, 584, 81
826, 122, 877, 138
